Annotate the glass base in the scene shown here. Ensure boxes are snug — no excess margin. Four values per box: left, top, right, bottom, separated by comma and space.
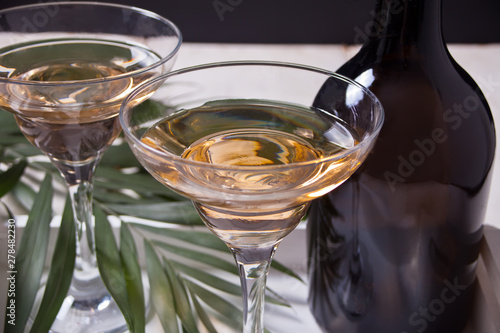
28, 282, 130, 333
50, 290, 128, 333
27, 270, 151, 333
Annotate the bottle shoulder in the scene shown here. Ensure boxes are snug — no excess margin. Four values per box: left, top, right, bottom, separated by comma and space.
337, 45, 494, 121
329, 45, 496, 188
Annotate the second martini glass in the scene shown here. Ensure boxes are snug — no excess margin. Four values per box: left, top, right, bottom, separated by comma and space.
120, 61, 384, 332
0, 2, 181, 332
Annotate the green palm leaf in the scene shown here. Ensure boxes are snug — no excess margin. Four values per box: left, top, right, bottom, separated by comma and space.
94, 205, 144, 333
5, 174, 52, 333
120, 222, 146, 331
0, 200, 14, 220
0, 158, 27, 198
190, 293, 218, 333
186, 280, 243, 329
30, 195, 76, 332
152, 240, 237, 275
134, 222, 302, 282
95, 166, 183, 200
11, 182, 36, 212
162, 259, 199, 333
271, 260, 305, 284
132, 223, 228, 252
99, 141, 142, 168
173, 260, 242, 296
144, 239, 179, 333
106, 201, 202, 225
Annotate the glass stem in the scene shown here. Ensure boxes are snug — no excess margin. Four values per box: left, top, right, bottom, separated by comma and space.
69, 178, 98, 281
232, 245, 278, 333
54, 158, 101, 286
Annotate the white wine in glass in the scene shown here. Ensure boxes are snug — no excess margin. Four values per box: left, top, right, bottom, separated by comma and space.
140, 99, 362, 248
1, 39, 162, 167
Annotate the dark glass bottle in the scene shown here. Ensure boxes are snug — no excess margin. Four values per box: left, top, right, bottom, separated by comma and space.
307, 0, 496, 332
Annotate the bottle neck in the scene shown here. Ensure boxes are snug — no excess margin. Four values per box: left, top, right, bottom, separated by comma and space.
366, 0, 445, 57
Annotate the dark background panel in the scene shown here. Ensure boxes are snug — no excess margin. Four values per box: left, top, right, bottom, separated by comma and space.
1, 0, 499, 44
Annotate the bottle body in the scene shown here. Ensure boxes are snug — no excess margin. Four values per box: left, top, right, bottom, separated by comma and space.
307, 1, 496, 332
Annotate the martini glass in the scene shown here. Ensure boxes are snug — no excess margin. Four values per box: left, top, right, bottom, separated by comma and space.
0, 2, 181, 332
120, 61, 384, 333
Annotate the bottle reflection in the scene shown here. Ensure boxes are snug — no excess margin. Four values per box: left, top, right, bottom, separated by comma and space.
308, 169, 483, 332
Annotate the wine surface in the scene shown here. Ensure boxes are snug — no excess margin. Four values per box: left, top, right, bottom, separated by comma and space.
0, 39, 161, 164
140, 99, 360, 247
